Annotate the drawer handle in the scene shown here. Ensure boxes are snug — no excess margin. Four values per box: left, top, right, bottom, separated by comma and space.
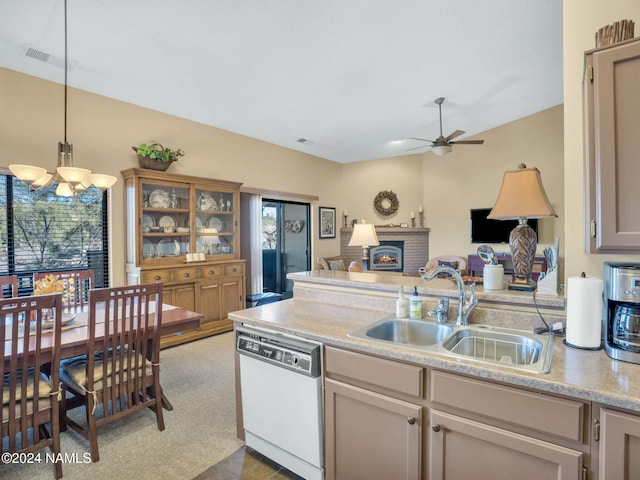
154, 275, 161, 281
184, 272, 190, 278
231, 268, 237, 272
432, 424, 441, 433
407, 417, 416, 425
209, 270, 216, 275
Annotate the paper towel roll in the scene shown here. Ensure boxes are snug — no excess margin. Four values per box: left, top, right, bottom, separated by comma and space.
565, 275, 604, 348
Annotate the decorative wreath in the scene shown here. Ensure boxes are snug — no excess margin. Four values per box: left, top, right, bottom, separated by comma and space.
373, 190, 399, 216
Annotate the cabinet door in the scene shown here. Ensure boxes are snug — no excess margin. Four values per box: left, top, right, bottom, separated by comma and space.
164, 283, 196, 312
220, 278, 242, 319
429, 410, 582, 480
325, 378, 421, 480
587, 39, 640, 251
199, 280, 222, 322
599, 408, 640, 479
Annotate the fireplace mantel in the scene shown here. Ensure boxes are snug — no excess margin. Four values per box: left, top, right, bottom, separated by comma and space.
340, 227, 430, 276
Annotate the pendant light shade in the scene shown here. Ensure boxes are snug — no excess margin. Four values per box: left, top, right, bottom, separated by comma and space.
8, 0, 117, 196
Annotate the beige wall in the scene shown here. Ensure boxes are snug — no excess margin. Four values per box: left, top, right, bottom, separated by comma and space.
0, 68, 344, 285
422, 106, 564, 262
563, 0, 640, 278
341, 106, 565, 266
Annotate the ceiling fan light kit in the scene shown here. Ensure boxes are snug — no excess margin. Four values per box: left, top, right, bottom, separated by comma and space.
408, 97, 485, 156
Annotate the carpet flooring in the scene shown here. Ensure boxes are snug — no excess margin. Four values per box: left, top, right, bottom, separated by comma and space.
3, 332, 245, 480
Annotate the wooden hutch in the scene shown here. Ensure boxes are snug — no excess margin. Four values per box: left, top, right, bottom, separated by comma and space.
121, 168, 245, 348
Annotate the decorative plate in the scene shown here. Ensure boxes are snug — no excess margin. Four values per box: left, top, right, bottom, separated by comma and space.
143, 214, 154, 228
158, 215, 176, 228
208, 216, 223, 231
157, 238, 180, 257
143, 238, 155, 258
187, 217, 204, 229
149, 189, 171, 208
198, 193, 217, 211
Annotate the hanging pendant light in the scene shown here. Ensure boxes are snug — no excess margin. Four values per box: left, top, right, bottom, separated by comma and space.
9, 0, 117, 195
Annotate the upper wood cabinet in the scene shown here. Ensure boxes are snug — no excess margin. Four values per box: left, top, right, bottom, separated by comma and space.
584, 37, 640, 253
121, 168, 242, 266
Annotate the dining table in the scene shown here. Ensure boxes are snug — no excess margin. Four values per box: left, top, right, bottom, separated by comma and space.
3, 302, 203, 410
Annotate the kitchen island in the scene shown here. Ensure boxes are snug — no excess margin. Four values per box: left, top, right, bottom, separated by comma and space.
230, 270, 640, 480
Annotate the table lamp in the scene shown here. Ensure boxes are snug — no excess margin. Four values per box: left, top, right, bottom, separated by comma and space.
348, 222, 380, 272
488, 164, 557, 291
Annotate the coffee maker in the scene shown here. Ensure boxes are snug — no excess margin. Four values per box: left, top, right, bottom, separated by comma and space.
603, 262, 640, 364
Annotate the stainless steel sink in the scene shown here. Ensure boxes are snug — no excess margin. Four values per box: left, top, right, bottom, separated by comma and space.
440, 325, 554, 373
349, 318, 453, 347
349, 317, 554, 373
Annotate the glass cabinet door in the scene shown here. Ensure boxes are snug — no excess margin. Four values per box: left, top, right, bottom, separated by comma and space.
195, 187, 235, 258
140, 181, 190, 263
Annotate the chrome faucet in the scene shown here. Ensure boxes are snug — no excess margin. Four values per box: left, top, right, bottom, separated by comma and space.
419, 265, 478, 326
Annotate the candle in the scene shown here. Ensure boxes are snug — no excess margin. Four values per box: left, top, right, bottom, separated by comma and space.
343, 209, 348, 216
411, 212, 415, 218
361, 218, 366, 224
418, 205, 423, 213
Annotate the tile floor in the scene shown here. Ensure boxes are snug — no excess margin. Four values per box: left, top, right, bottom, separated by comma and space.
193, 446, 304, 480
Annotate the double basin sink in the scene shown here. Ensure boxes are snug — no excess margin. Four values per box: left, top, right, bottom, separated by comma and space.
348, 316, 554, 373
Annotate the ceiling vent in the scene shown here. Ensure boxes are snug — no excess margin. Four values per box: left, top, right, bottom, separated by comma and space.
23, 44, 76, 70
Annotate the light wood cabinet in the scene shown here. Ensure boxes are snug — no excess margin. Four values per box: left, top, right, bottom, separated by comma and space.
584, 37, 640, 253
121, 168, 245, 347
596, 407, 640, 479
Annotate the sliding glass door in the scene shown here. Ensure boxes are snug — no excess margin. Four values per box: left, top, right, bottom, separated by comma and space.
262, 200, 310, 299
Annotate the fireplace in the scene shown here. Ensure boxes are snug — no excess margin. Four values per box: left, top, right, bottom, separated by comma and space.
370, 241, 404, 272
340, 226, 429, 276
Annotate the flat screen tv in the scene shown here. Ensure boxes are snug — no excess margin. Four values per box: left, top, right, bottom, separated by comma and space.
470, 208, 538, 244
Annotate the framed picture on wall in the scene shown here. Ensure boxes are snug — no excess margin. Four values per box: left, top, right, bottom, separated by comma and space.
319, 206, 336, 239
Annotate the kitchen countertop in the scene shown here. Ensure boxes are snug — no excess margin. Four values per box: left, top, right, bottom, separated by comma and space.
230, 297, 640, 414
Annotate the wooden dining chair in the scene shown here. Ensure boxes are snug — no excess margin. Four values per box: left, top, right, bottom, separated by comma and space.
1, 293, 64, 479
0, 275, 19, 298
60, 283, 164, 462
34, 270, 94, 312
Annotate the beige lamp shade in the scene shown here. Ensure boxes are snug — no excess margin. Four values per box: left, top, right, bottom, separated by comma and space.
348, 223, 380, 247
487, 166, 557, 220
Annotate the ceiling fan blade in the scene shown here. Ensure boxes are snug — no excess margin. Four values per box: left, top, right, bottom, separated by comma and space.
407, 144, 432, 151
450, 139, 485, 145
407, 137, 435, 143
445, 130, 465, 142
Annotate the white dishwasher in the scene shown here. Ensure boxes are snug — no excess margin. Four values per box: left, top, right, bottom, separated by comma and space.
236, 325, 324, 480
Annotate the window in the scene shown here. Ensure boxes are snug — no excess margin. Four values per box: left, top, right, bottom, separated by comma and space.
0, 174, 110, 295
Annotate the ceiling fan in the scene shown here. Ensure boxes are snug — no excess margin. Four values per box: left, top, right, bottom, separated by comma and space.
407, 97, 484, 156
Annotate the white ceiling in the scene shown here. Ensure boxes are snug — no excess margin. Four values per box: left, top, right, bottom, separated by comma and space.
0, 0, 563, 163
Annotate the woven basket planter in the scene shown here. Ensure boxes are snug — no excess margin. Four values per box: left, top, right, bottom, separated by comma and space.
136, 155, 175, 171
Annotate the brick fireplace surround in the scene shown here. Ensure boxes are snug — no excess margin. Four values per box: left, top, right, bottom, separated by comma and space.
339, 227, 430, 276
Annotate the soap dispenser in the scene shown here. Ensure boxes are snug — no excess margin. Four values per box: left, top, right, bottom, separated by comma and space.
396, 286, 409, 318
410, 287, 423, 319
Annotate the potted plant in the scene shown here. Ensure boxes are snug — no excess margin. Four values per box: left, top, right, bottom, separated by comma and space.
132, 142, 185, 171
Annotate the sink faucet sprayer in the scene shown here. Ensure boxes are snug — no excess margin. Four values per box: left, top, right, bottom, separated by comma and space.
419, 265, 478, 326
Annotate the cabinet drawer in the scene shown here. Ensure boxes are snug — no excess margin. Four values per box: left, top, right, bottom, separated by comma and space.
429, 370, 585, 442
141, 270, 173, 284
224, 263, 244, 276
174, 267, 198, 282
325, 347, 423, 398
199, 265, 224, 278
